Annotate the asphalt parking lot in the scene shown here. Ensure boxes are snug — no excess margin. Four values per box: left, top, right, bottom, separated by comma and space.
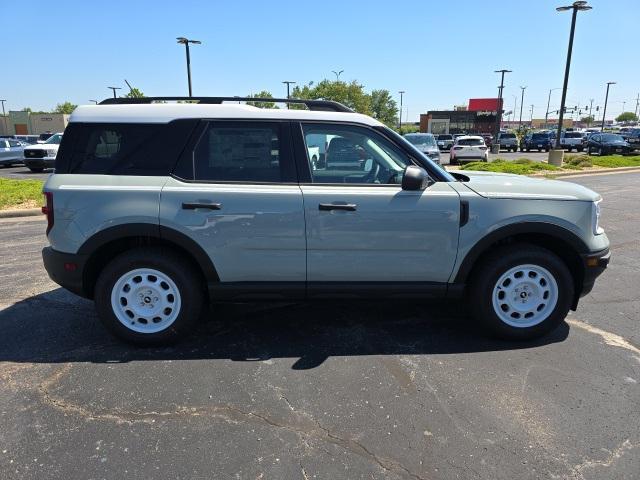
0, 172, 638, 480
0, 165, 53, 180
440, 150, 550, 165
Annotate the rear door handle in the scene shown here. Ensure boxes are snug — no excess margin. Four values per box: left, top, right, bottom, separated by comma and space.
318, 203, 357, 211
182, 202, 222, 210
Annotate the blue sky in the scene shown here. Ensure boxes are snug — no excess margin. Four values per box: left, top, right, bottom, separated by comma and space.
1, 0, 638, 121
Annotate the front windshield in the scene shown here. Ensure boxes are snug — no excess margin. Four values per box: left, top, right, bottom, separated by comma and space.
601, 134, 624, 142
45, 134, 63, 144
405, 134, 436, 147
379, 127, 455, 182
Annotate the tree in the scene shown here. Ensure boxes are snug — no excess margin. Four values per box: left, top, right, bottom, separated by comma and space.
54, 102, 77, 114
370, 89, 398, 128
246, 90, 276, 109
615, 112, 638, 123
123, 88, 145, 98
291, 80, 372, 115
580, 115, 594, 124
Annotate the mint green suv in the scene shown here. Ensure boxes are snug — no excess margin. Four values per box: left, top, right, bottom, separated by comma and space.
41, 97, 610, 345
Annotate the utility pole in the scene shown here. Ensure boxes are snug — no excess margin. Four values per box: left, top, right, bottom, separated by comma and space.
588, 98, 594, 126
635, 93, 639, 118
494, 69, 511, 139
107, 87, 121, 98
0, 99, 7, 134
601, 81, 616, 130
282, 81, 296, 109
176, 37, 202, 97
530, 104, 534, 126
554, 1, 591, 150
398, 91, 405, 130
545, 88, 561, 128
519, 86, 527, 130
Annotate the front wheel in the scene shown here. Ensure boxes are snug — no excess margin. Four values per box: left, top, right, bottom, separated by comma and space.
94, 247, 204, 345
469, 244, 573, 340
29, 167, 44, 173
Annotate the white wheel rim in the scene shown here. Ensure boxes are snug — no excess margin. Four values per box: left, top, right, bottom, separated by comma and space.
110, 268, 182, 334
491, 264, 558, 328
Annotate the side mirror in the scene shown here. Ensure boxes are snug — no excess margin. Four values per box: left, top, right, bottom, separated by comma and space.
402, 165, 430, 191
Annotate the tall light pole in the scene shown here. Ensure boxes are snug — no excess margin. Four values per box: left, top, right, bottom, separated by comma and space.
108, 87, 121, 98
176, 37, 202, 97
554, 1, 591, 150
332, 70, 344, 81
282, 81, 296, 109
398, 91, 405, 130
588, 98, 594, 126
601, 81, 615, 130
530, 104, 534, 126
494, 69, 511, 138
635, 93, 639, 118
545, 88, 561, 128
0, 99, 7, 134
518, 86, 527, 130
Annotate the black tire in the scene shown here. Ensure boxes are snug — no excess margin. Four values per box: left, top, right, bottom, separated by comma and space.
587, 146, 592, 155
29, 167, 44, 173
577, 147, 583, 152
567, 147, 572, 152
94, 247, 204, 345
468, 243, 574, 340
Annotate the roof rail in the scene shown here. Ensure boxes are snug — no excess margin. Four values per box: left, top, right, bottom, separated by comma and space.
98, 96, 354, 113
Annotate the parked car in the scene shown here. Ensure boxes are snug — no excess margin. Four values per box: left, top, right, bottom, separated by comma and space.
586, 133, 633, 155
560, 131, 584, 152
495, 132, 518, 152
0, 138, 25, 166
521, 132, 553, 152
23, 132, 63, 172
449, 135, 489, 163
41, 96, 609, 345
624, 128, 640, 151
14, 135, 40, 145
435, 134, 454, 151
480, 133, 494, 148
404, 133, 440, 164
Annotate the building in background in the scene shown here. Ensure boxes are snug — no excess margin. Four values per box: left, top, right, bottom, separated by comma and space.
0, 111, 69, 136
420, 98, 502, 134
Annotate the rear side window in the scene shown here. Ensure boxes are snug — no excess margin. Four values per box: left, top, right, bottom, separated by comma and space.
175, 121, 295, 183
56, 120, 198, 175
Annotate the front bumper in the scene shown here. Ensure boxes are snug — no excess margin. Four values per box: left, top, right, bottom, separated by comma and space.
42, 247, 90, 298
24, 157, 55, 169
579, 248, 610, 297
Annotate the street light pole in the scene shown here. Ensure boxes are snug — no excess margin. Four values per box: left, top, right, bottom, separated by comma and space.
108, 87, 121, 98
176, 37, 202, 97
494, 69, 511, 138
282, 81, 296, 109
518, 86, 527, 130
601, 81, 615, 130
530, 104, 534, 125
0, 99, 7, 134
332, 70, 344, 81
398, 91, 405, 130
635, 93, 639, 118
588, 98, 594, 126
554, 1, 591, 150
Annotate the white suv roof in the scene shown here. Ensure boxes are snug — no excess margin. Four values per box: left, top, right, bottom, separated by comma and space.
70, 103, 384, 127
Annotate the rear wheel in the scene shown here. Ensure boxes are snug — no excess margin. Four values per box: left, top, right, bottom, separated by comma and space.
94, 247, 204, 345
469, 244, 573, 340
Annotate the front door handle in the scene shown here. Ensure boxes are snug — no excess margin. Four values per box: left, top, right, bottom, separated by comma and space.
318, 203, 357, 211
182, 202, 222, 210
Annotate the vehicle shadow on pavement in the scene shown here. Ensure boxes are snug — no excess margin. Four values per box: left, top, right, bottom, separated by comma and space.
0, 288, 569, 369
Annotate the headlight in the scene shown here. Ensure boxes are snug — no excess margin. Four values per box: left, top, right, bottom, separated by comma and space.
592, 199, 603, 235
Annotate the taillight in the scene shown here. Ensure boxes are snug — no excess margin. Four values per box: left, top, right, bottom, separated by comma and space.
479, 146, 487, 150
42, 191, 54, 235
453, 146, 463, 150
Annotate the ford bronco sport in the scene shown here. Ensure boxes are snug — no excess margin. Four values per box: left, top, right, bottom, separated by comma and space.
42, 97, 610, 345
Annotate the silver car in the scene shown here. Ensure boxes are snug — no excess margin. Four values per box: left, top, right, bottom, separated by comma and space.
0, 138, 25, 166
403, 133, 441, 164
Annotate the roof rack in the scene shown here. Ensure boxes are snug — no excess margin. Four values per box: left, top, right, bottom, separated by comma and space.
98, 96, 354, 113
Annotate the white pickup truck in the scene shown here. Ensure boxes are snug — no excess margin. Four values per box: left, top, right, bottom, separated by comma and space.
560, 131, 584, 152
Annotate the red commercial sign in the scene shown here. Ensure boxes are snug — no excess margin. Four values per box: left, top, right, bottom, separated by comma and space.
468, 98, 502, 112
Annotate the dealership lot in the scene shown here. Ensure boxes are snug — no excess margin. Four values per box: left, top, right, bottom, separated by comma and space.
0, 172, 638, 480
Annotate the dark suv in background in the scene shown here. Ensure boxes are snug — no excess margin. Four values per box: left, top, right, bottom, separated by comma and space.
521, 132, 553, 152
625, 128, 640, 152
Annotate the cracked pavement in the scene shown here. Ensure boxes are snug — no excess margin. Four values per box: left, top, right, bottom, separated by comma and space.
1, 173, 639, 479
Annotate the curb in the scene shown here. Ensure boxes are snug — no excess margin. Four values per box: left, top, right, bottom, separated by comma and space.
536, 166, 640, 178
0, 208, 42, 219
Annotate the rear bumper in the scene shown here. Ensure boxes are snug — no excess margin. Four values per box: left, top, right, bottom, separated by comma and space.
42, 247, 90, 298
579, 248, 610, 297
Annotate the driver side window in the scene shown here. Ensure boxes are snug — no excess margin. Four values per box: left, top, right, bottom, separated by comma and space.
301, 123, 409, 185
